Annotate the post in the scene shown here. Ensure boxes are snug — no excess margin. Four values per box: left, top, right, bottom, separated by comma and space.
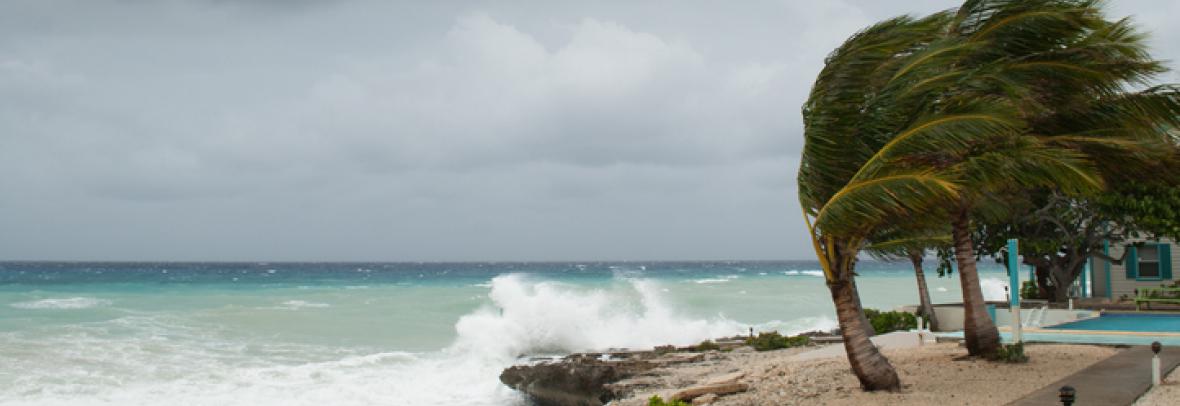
917, 316, 925, 346
1081, 259, 1090, 298
1152, 341, 1162, 386
1008, 239, 1023, 343
1059, 386, 1075, 406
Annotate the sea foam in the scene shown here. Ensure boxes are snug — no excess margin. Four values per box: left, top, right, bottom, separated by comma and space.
10, 297, 112, 310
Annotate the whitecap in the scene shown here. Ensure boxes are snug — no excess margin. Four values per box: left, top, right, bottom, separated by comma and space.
10, 297, 111, 310
783, 270, 825, 277
693, 275, 740, 284
277, 300, 331, 310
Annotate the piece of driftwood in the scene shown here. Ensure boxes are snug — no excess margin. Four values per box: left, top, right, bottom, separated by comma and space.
670, 382, 749, 402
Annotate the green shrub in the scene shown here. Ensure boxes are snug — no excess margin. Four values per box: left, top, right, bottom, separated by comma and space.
863, 308, 917, 334
994, 342, 1029, 363
746, 331, 811, 351
1020, 280, 1040, 300
648, 395, 690, 406
692, 340, 721, 352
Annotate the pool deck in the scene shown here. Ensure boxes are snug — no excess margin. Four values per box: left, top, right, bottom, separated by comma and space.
1007, 345, 1180, 406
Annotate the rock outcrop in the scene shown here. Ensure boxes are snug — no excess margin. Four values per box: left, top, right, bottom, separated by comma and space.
499, 350, 710, 406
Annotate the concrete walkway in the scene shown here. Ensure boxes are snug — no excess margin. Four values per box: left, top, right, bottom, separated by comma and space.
1007, 345, 1180, 406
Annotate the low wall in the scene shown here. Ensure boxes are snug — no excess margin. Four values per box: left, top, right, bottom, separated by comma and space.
897, 304, 1096, 332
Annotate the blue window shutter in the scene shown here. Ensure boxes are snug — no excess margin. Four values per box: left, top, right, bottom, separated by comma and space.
1126, 246, 1138, 279
1161, 244, 1173, 280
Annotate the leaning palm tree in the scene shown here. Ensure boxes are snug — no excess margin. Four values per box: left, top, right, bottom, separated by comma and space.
799, 10, 1008, 390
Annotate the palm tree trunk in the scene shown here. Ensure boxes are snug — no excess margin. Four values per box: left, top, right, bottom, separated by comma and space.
951, 208, 1001, 357
909, 250, 940, 331
828, 261, 900, 391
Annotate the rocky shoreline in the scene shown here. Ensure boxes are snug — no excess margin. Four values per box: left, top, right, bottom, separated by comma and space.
499, 334, 825, 405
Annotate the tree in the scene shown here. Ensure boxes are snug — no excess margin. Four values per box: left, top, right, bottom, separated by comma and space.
800, 12, 961, 391
875, 0, 1178, 357
803, 0, 1175, 362
963, 6, 1180, 302
975, 148, 1180, 301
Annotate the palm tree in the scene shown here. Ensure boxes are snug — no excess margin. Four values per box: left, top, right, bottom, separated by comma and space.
800, 11, 999, 390
865, 229, 951, 331
802, 0, 1180, 385
924, 0, 1178, 356
803, 0, 1174, 364
908, 250, 939, 330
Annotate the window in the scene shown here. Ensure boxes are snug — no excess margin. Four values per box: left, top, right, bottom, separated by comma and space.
1138, 245, 1161, 278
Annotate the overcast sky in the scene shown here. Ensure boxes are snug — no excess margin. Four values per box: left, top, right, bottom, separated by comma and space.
2, 1, 1178, 261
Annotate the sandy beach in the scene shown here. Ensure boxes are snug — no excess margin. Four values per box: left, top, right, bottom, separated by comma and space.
1134, 365, 1180, 406
613, 342, 1120, 405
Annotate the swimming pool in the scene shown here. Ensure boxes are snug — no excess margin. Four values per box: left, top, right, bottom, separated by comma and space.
936, 313, 1180, 346
1045, 313, 1180, 333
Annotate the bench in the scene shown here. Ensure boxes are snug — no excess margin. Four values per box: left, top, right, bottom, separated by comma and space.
1135, 287, 1180, 310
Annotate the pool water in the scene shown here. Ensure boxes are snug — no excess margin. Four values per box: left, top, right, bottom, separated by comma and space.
1046, 313, 1180, 333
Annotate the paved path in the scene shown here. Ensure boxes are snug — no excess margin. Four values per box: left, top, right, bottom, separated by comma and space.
1007, 345, 1180, 406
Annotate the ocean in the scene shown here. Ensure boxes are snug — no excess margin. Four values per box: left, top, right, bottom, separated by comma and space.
0, 261, 1010, 405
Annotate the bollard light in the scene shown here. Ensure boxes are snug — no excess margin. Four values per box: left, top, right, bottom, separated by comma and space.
1058, 385, 1075, 406
1152, 341, 1163, 386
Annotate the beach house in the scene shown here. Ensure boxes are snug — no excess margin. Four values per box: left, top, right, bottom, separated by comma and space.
1089, 237, 1177, 301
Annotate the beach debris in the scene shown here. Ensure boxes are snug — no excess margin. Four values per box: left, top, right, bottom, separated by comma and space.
669, 382, 750, 402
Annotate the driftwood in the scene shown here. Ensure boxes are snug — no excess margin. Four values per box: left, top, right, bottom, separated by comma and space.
670, 382, 749, 402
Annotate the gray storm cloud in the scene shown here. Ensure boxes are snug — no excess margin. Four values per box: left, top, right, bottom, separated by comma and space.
1, 0, 1177, 261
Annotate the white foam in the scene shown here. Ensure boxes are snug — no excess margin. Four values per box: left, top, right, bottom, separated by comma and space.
277, 300, 331, 310
783, 270, 825, 277
979, 277, 1010, 301
451, 274, 746, 358
10, 297, 111, 310
692, 274, 740, 284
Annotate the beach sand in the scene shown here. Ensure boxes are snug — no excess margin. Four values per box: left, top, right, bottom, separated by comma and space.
614, 342, 1119, 406
1134, 365, 1180, 406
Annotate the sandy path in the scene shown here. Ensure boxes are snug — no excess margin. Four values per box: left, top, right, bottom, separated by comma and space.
614, 342, 1119, 406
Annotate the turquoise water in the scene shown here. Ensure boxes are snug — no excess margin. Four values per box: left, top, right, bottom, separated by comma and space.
1046, 313, 1180, 333
0, 261, 1009, 405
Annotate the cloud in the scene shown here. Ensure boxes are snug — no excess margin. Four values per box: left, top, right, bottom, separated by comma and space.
0, 0, 1176, 260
